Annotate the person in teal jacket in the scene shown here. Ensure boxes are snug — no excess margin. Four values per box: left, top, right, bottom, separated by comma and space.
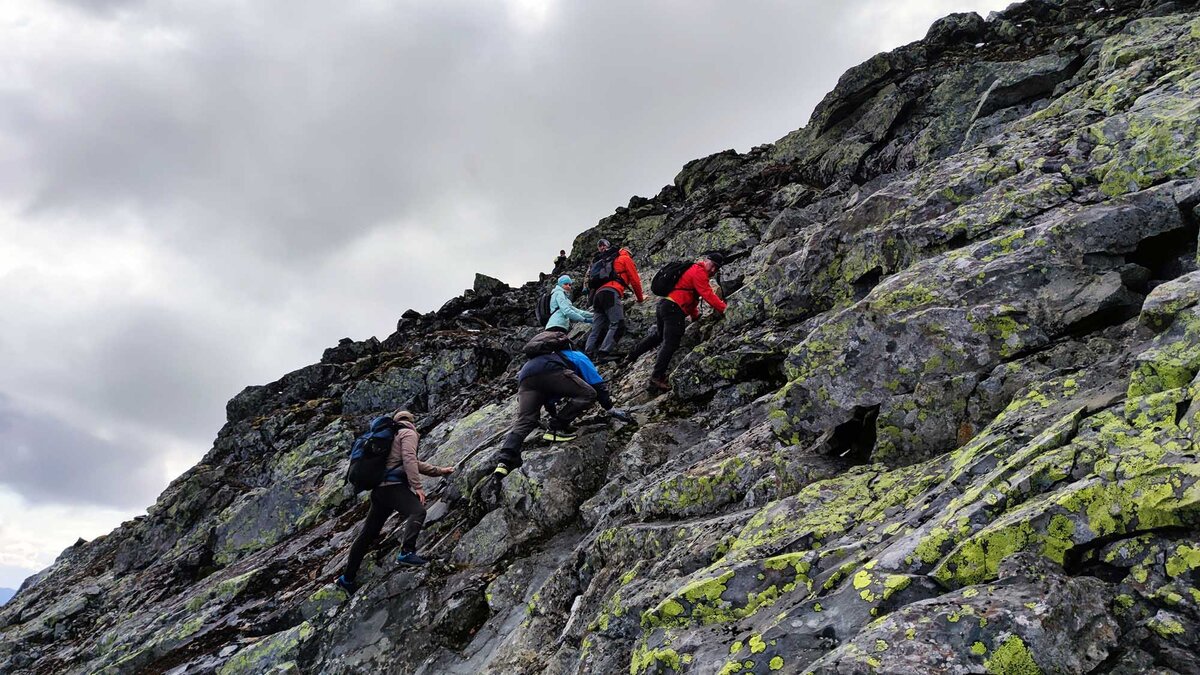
546, 275, 593, 332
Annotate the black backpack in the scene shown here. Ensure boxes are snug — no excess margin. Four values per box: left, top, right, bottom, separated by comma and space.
586, 249, 621, 290
523, 331, 572, 357
534, 289, 553, 326
346, 416, 400, 492
651, 261, 693, 296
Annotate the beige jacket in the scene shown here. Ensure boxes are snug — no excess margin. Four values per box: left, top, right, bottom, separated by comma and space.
381, 421, 448, 491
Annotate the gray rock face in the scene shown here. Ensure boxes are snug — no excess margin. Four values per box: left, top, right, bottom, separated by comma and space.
6, 1, 1200, 673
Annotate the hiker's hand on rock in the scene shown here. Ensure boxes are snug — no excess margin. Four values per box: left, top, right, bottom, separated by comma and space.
440, 466, 455, 476
609, 408, 632, 423
416, 489, 426, 506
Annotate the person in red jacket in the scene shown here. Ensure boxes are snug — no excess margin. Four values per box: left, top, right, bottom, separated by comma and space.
627, 252, 728, 392
586, 239, 644, 361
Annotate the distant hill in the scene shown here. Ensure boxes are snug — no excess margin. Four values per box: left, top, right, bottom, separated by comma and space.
0, 589, 13, 606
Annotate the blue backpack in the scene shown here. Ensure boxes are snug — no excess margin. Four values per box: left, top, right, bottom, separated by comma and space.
346, 417, 400, 492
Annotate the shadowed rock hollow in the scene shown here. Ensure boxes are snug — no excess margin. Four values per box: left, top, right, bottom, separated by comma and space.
6, 0, 1200, 672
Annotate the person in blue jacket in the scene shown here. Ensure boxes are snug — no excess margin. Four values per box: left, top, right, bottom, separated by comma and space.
551, 349, 632, 427
486, 331, 631, 484
546, 275, 593, 332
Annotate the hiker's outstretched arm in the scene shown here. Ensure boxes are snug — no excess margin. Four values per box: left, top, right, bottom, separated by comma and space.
695, 275, 727, 313
561, 300, 593, 323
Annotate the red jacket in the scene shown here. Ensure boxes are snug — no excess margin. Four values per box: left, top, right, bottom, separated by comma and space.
600, 248, 644, 302
668, 263, 727, 319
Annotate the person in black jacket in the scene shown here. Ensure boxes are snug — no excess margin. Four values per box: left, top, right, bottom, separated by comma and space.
472, 331, 631, 506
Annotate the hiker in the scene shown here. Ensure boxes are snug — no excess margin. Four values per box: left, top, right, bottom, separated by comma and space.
547, 275, 593, 333
627, 253, 728, 392
483, 331, 630, 487
552, 249, 568, 276
336, 410, 454, 594
585, 239, 644, 362
553, 348, 632, 424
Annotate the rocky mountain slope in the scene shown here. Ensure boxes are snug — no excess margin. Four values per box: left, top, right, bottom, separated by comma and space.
5, 0, 1200, 672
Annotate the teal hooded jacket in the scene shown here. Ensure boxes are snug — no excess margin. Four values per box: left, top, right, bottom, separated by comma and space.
546, 284, 593, 330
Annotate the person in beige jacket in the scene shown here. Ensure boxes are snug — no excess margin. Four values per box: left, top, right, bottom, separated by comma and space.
338, 410, 454, 593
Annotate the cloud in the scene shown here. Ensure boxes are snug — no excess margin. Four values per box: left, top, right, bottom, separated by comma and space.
0, 0, 1012, 571
0, 395, 165, 508
0, 488, 140, 588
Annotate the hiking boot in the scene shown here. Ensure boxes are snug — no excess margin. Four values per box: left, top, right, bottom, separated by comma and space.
542, 431, 578, 442
548, 419, 577, 434
648, 376, 672, 393
396, 552, 429, 567
609, 408, 633, 423
335, 575, 358, 595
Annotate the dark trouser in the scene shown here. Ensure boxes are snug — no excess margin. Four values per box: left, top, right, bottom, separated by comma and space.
497, 370, 596, 469
343, 483, 425, 581
586, 288, 625, 355
628, 299, 687, 380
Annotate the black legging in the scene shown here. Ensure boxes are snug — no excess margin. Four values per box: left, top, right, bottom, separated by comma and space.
628, 299, 687, 379
343, 484, 425, 581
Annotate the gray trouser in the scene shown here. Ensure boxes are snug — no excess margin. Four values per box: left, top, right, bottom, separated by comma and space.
586, 288, 625, 355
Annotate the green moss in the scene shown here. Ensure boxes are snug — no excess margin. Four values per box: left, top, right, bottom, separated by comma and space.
1165, 544, 1200, 577
971, 641, 988, 656
1148, 615, 1186, 638
769, 655, 784, 671
881, 575, 912, 600
748, 634, 766, 654
873, 282, 938, 311
630, 645, 682, 675
648, 456, 750, 514
218, 622, 312, 675
934, 462, 1200, 587
915, 527, 952, 564
1095, 99, 1200, 197
979, 230, 1028, 262
642, 571, 735, 628
983, 636, 1041, 675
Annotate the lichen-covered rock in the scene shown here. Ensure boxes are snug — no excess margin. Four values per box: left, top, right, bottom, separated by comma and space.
7, 1, 1200, 674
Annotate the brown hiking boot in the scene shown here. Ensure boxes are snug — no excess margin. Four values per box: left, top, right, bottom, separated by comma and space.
648, 376, 671, 393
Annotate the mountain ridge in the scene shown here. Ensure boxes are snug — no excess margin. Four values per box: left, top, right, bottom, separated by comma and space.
4, 0, 1200, 672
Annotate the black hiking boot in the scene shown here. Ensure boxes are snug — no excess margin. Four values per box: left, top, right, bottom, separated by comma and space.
648, 376, 671, 393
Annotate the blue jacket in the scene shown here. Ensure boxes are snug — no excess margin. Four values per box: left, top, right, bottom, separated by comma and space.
518, 349, 612, 410
560, 350, 603, 386
546, 285, 593, 331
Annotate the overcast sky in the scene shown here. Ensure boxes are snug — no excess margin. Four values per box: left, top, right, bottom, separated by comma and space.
0, 0, 1012, 589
